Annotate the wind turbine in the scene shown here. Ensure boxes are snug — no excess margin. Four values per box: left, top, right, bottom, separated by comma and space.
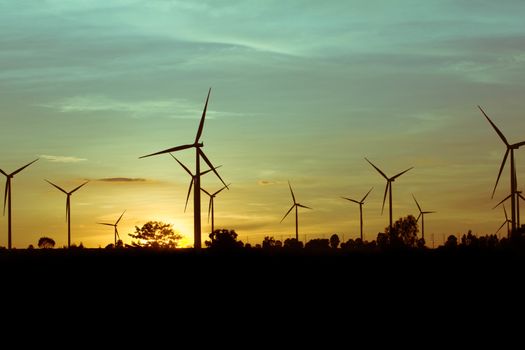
45, 180, 89, 248
365, 158, 413, 231
479, 106, 525, 234
98, 210, 126, 246
412, 194, 436, 241
201, 184, 230, 234
0, 158, 39, 249
493, 190, 525, 230
341, 187, 373, 241
280, 181, 312, 241
495, 204, 512, 237
140, 89, 228, 249
169, 154, 221, 212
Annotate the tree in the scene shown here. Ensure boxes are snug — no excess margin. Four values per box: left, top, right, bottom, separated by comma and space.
129, 221, 183, 248
283, 238, 303, 249
38, 237, 55, 249
205, 229, 243, 249
385, 215, 419, 247
305, 238, 330, 250
329, 234, 340, 249
262, 236, 277, 249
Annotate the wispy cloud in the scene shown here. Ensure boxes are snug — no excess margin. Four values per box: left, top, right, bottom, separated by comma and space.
41, 95, 239, 119
41, 155, 87, 163
258, 180, 276, 186
97, 177, 147, 183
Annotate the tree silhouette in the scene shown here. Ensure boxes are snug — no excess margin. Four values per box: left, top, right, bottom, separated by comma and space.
205, 229, 243, 249
444, 235, 458, 249
283, 238, 303, 249
329, 234, 340, 249
305, 238, 330, 250
385, 215, 419, 247
262, 236, 277, 249
129, 221, 183, 248
38, 237, 55, 249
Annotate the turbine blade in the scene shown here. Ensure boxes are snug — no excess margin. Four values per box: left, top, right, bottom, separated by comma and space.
478, 106, 509, 146
492, 193, 512, 209
140, 144, 195, 159
115, 210, 126, 225
195, 88, 211, 143
208, 197, 212, 223
514, 140, 525, 148
185, 179, 193, 212
3, 180, 9, 216
200, 165, 222, 176
44, 179, 68, 194
391, 167, 414, 180
98, 223, 114, 226
412, 194, 422, 213
342, 197, 360, 204
0, 169, 7, 176
519, 193, 525, 201
280, 204, 295, 223
200, 187, 212, 196
361, 187, 374, 202
365, 158, 389, 180
491, 149, 509, 198
381, 182, 389, 215
503, 204, 509, 221
70, 181, 89, 194
213, 183, 230, 196
297, 204, 312, 209
496, 220, 507, 234
199, 149, 228, 189
170, 154, 193, 176
288, 181, 296, 203
416, 213, 421, 222
10, 158, 39, 176
423, 211, 436, 214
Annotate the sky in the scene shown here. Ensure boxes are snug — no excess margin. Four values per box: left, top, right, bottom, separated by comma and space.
1, 0, 525, 248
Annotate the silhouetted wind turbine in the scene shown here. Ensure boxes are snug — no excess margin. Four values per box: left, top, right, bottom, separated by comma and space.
412, 194, 435, 241
495, 204, 512, 237
201, 184, 230, 234
365, 158, 413, 231
493, 190, 525, 231
98, 210, 126, 246
341, 187, 373, 241
479, 106, 525, 234
45, 180, 89, 248
140, 89, 227, 249
169, 154, 221, 212
0, 158, 39, 249
280, 181, 312, 241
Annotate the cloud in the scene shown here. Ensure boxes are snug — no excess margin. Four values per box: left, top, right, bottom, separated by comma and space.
97, 177, 147, 183
41, 155, 87, 163
258, 180, 276, 186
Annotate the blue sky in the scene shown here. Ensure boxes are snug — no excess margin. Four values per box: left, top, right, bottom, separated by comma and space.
1, 0, 525, 247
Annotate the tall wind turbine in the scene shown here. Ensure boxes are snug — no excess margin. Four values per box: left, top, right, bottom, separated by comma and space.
365, 158, 413, 231
412, 194, 435, 241
169, 154, 221, 212
0, 158, 39, 249
280, 181, 312, 241
496, 204, 512, 237
201, 184, 230, 233
45, 180, 89, 248
341, 187, 373, 241
140, 89, 227, 249
479, 106, 525, 234
98, 210, 126, 246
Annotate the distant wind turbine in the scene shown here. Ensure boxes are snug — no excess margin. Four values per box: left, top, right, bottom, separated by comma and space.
493, 190, 525, 232
495, 204, 512, 237
201, 184, 230, 234
412, 194, 436, 241
0, 158, 39, 249
45, 180, 89, 248
280, 181, 312, 241
365, 158, 413, 231
169, 154, 221, 212
341, 187, 373, 241
98, 210, 126, 246
479, 106, 525, 234
140, 88, 228, 249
